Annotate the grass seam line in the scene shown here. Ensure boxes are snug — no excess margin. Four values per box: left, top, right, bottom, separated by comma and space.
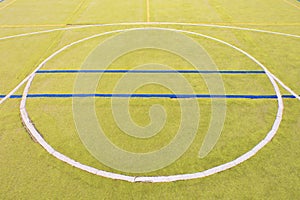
146, 0, 150, 22
0, 0, 17, 11
283, 0, 300, 10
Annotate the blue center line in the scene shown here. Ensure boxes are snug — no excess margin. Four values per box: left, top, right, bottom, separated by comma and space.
0, 94, 298, 99
36, 69, 266, 74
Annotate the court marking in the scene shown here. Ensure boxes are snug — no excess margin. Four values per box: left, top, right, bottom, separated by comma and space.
0, 93, 297, 99
2, 22, 300, 28
1, 22, 300, 43
36, 69, 266, 74
0, 22, 299, 105
19, 27, 284, 183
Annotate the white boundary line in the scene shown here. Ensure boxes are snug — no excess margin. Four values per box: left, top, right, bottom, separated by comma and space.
20, 27, 284, 183
1, 22, 300, 42
0, 22, 299, 105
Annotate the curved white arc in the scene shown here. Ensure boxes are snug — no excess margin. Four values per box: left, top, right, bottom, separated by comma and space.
20, 27, 284, 183
1, 22, 300, 42
172, 28, 300, 100
137, 65, 284, 183
146, 22, 300, 38
1, 23, 299, 105
0, 29, 126, 105
20, 71, 136, 183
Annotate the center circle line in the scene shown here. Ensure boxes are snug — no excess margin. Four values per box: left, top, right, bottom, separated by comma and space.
20, 27, 283, 183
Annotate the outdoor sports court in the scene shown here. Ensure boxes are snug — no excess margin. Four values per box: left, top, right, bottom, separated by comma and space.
0, 0, 299, 199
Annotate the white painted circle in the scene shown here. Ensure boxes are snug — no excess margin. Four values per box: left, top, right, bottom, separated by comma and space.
20, 26, 283, 183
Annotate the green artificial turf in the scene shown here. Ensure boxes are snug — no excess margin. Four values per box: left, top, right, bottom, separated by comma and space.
0, 0, 300, 199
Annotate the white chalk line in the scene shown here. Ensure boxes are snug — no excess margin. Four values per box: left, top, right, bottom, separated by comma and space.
0, 22, 299, 106
1, 22, 300, 42
20, 27, 284, 182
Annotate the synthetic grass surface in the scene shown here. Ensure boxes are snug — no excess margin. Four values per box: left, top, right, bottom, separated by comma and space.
0, 0, 300, 199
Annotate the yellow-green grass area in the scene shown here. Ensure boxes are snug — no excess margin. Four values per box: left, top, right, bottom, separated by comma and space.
1, 97, 300, 199
26, 25, 298, 97
1, 24, 299, 95
0, 0, 85, 25
1, 0, 300, 199
2, 0, 299, 26
73, 0, 300, 25
29, 73, 274, 96
24, 97, 278, 176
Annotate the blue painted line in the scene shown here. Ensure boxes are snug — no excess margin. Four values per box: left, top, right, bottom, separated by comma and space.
1, 94, 297, 99
0, 95, 22, 99
36, 69, 266, 74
